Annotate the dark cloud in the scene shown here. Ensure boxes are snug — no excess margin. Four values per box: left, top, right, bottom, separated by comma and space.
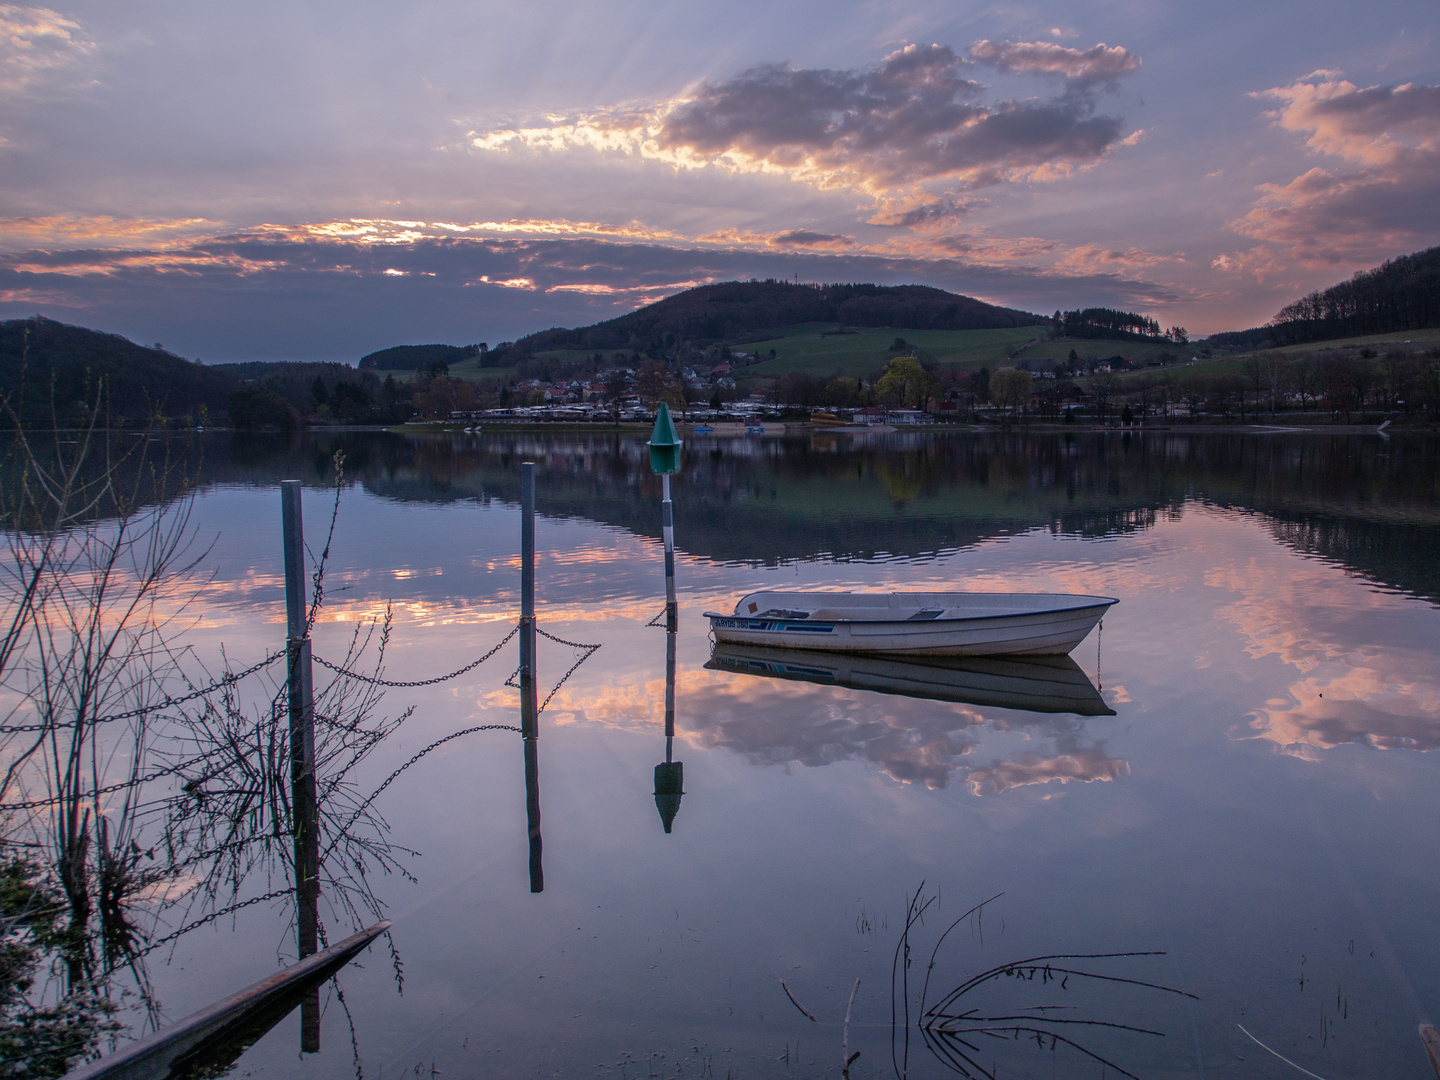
969, 40, 1140, 89
767, 229, 853, 248
868, 199, 974, 229
0, 230, 1184, 361
639, 42, 1139, 191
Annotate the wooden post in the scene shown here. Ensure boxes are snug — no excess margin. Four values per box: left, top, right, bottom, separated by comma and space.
280, 481, 320, 1053
661, 473, 677, 631
518, 464, 543, 891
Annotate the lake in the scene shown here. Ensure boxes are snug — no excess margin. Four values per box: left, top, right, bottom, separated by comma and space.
10, 427, 1440, 1080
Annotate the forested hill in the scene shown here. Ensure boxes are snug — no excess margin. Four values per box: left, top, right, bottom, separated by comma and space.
0, 316, 234, 425
0, 317, 413, 428
517, 280, 1044, 352
1208, 245, 1440, 349
358, 343, 481, 371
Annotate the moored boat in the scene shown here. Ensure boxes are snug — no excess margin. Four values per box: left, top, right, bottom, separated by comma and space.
704, 590, 1117, 656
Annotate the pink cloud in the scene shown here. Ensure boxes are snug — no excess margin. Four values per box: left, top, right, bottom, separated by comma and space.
1228, 74, 1440, 270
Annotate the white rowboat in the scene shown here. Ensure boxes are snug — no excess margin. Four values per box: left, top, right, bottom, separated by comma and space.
704, 590, 1117, 656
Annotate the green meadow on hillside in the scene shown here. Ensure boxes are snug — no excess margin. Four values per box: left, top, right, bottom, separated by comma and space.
1223, 326, 1440, 359
1090, 326, 1440, 389
1011, 336, 1188, 366
739, 325, 1048, 378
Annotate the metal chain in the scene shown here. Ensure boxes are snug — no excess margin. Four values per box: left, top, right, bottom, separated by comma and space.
363, 723, 523, 805
312, 625, 518, 688
0, 748, 225, 812
0, 649, 287, 734
137, 888, 293, 956
535, 627, 602, 651
539, 643, 601, 714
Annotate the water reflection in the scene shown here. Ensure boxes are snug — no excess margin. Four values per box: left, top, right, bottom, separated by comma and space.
706, 644, 1115, 716
653, 628, 683, 834
689, 659, 1127, 792
14, 428, 1439, 1079
165, 429, 1440, 605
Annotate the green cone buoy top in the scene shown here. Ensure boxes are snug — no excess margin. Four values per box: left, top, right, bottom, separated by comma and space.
648, 402, 683, 475
649, 402, 681, 447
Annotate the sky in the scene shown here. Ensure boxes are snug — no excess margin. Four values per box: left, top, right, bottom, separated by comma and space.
0, 0, 1437, 362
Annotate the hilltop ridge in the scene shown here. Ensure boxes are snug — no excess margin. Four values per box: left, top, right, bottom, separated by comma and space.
514, 280, 1044, 353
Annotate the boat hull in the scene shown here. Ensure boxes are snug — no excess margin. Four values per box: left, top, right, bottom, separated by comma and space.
705, 591, 1116, 656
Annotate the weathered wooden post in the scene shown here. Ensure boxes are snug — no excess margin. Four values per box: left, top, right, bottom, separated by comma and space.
519, 463, 543, 892
280, 480, 320, 1052
648, 403, 682, 631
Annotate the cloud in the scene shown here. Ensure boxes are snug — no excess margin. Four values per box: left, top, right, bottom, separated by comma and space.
969, 40, 1140, 88
868, 197, 975, 230
678, 669, 1116, 791
0, 4, 94, 97
965, 745, 1129, 796
767, 229, 854, 249
470, 41, 1140, 202
1202, 549, 1440, 759
1228, 74, 1440, 270
1259, 75, 1440, 165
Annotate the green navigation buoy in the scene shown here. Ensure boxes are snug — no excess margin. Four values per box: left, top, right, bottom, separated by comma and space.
648, 402, 682, 476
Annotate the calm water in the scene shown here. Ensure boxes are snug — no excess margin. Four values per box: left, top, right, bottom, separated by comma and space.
51, 430, 1440, 1077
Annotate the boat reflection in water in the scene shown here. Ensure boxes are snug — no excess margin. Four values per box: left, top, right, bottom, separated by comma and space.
705, 643, 1114, 716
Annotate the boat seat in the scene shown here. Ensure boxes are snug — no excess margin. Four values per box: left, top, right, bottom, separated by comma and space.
906, 609, 946, 620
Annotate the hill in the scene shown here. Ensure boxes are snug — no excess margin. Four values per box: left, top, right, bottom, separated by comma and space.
0, 316, 235, 426
358, 343, 482, 371
0, 317, 417, 428
515, 280, 1044, 353
1210, 245, 1440, 350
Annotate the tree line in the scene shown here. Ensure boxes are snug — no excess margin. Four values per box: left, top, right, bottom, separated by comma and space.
1052, 308, 1186, 344
1208, 245, 1440, 351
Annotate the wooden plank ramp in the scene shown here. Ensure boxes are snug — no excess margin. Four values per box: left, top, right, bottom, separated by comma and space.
1421, 1023, 1440, 1077
63, 921, 390, 1080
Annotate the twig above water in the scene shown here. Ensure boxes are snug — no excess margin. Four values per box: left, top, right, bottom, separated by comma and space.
842, 978, 860, 1079
1237, 1024, 1333, 1080
781, 979, 818, 1022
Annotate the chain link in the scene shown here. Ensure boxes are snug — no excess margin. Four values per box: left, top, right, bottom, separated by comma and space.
363, 723, 523, 806
535, 627, 602, 651
0, 649, 287, 734
138, 888, 292, 956
313, 626, 518, 688
539, 643, 601, 714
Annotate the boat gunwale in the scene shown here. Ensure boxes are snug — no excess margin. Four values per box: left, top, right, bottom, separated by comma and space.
703, 596, 1117, 628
